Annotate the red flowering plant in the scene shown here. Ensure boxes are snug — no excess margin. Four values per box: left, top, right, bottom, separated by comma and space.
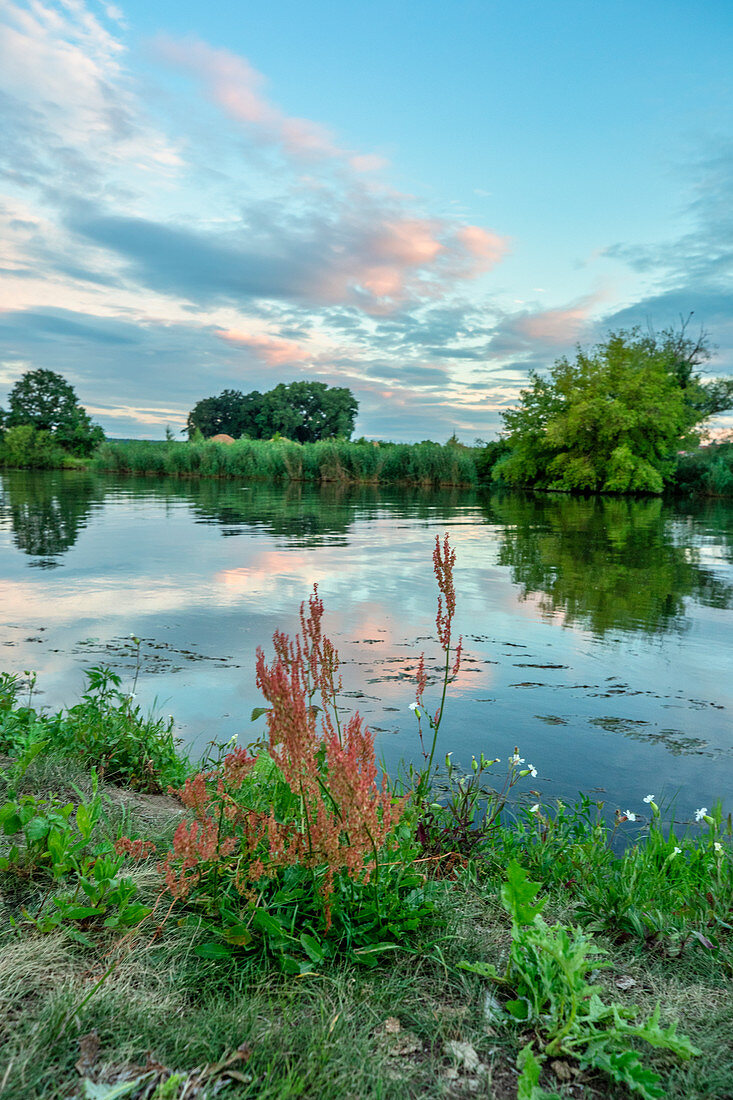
156, 587, 430, 969
410, 534, 537, 865
410, 533, 463, 806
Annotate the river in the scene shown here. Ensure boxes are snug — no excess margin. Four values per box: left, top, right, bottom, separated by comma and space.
1, 469, 731, 820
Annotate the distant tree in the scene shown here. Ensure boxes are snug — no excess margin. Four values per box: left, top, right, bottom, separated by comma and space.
493, 326, 732, 495
186, 389, 251, 439
1, 369, 104, 457
187, 382, 358, 443
256, 382, 358, 443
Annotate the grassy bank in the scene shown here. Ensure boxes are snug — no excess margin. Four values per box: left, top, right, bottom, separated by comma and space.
2, 688, 731, 1099
91, 438, 478, 487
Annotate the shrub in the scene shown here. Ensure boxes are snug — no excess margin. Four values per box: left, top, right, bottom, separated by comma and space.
0, 425, 67, 469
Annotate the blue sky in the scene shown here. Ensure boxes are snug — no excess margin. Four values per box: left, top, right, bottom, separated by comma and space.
1, 0, 732, 440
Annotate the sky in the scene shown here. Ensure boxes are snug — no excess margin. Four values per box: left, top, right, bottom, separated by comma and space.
1, 0, 732, 442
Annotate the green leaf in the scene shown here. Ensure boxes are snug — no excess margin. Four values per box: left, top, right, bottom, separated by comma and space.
506, 998, 530, 1020
582, 1044, 665, 1100
76, 802, 94, 839
458, 960, 501, 982
516, 1043, 561, 1100
502, 861, 547, 926
55, 904, 104, 920
223, 924, 253, 947
193, 941, 233, 959
2, 811, 22, 835
299, 933, 325, 964
250, 707, 270, 722
82, 1072, 156, 1099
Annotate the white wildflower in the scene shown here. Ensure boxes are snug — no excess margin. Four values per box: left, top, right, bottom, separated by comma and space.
695, 807, 708, 822
623, 810, 637, 822
714, 842, 723, 853
643, 795, 655, 804
530, 804, 540, 814
670, 846, 682, 859
527, 764, 538, 778
510, 753, 525, 766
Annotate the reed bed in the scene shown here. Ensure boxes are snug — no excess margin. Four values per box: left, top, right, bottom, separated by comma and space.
92, 438, 478, 487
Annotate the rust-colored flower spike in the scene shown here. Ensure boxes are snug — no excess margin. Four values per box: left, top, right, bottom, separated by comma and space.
433, 533, 462, 674
256, 586, 406, 927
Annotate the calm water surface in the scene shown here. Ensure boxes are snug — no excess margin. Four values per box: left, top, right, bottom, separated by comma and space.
1, 470, 732, 819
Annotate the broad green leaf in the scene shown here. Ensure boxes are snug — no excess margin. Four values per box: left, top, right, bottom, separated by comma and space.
517, 1043, 562, 1100
82, 1072, 155, 1099
56, 904, 104, 920
458, 960, 501, 982
1, 810, 22, 835
223, 924, 253, 946
25, 816, 51, 841
193, 941, 233, 959
250, 707, 270, 722
502, 861, 547, 926
299, 933, 325, 964
76, 802, 93, 839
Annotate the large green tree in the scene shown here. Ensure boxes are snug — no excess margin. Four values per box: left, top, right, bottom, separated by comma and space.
0, 369, 104, 457
187, 381, 358, 443
493, 327, 733, 494
186, 389, 263, 438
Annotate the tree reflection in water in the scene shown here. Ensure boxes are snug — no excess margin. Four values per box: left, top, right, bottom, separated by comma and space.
486, 491, 733, 636
0, 471, 101, 567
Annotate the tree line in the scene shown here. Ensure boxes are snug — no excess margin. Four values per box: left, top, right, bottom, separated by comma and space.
1, 326, 732, 494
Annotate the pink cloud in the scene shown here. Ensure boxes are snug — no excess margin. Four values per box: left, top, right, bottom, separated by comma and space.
217, 328, 311, 366
516, 298, 598, 346
155, 36, 343, 162
309, 215, 508, 312
455, 225, 508, 270
349, 153, 389, 173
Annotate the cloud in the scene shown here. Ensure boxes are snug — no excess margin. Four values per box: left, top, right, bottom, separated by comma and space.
154, 36, 344, 163
63, 196, 507, 314
0, 0, 180, 196
216, 328, 311, 366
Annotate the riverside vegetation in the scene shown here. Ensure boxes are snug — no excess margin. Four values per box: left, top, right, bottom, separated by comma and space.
3, 328, 733, 495
1, 536, 732, 1100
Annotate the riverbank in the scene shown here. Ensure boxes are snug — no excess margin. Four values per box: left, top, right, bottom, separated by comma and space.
2, 434, 733, 497
1, 664, 731, 1100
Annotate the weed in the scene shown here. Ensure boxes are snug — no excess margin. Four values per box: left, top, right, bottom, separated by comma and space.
461, 861, 700, 1099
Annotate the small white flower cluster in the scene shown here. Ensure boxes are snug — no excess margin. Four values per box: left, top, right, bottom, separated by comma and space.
509, 751, 537, 777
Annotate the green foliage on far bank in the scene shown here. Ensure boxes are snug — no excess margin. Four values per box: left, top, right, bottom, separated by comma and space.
493, 327, 733, 495
0, 369, 105, 464
92, 435, 478, 486
187, 380, 359, 442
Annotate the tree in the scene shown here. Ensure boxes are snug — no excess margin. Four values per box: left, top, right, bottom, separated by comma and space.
186, 389, 263, 439
256, 382, 358, 443
1, 369, 104, 457
187, 382, 358, 442
493, 327, 732, 494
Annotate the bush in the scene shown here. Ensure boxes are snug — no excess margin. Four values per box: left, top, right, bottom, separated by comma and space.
0, 425, 68, 469
0, 666, 189, 792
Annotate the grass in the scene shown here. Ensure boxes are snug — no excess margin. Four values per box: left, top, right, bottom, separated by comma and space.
2, 740, 732, 1098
